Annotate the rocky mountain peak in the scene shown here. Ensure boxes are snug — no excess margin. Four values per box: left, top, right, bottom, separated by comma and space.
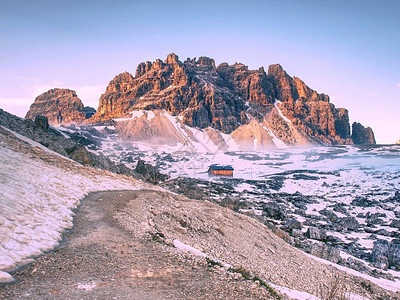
165, 52, 180, 65
152, 59, 165, 70
135, 61, 152, 78
267, 64, 285, 76
351, 122, 376, 144
25, 88, 87, 126
196, 56, 216, 68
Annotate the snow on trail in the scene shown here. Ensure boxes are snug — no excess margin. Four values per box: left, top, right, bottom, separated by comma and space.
0, 128, 147, 282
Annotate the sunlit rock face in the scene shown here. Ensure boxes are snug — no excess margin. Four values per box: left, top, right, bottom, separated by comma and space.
26, 54, 375, 146
25, 88, 86, 125
90, 53, 372, 145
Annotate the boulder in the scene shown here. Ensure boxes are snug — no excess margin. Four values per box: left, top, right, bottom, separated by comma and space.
371, 239, 400, 270
69, 145, 94, 166
34, 115, 49, 132
284, 218, 302, 230
334, 217, 359, 231
262, 202, 287, 220
135, 159, 168, 183
371, 240, 390, 269
306, 227, 327, 241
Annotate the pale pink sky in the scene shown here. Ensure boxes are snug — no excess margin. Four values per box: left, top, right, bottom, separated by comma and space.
1, 0, 399, 143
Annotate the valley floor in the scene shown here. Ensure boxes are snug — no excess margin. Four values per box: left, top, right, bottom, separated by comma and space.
1, 123, 399, 299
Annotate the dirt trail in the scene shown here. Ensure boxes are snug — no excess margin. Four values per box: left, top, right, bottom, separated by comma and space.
0, 190, 272, 299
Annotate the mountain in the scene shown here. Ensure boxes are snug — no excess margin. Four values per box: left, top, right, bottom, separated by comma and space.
25, 54, 376, 146
25, 88, 94, 125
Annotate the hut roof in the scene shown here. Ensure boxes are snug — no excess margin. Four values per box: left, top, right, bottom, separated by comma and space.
208, 164, 234, 171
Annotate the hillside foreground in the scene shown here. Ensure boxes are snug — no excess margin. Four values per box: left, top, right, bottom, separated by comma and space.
0, 126, 399, 299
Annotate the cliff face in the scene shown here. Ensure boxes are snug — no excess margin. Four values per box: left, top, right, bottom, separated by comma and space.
91, 53, 367, 145
25, 89, 87, 125
267, 65, 352, 144
92, 54, 248, 133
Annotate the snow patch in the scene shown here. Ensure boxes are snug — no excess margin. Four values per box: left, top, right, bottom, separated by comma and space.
173, 239, 231, 269
305, 253, 400, 292
0, 271, 14, 283
274, 100, 292, 124
146, 111, 155, 121
271, 283, 320, 300
77, 282, 97, 291
262, 125, 288, 149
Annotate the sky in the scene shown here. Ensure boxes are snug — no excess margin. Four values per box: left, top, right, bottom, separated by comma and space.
0, 0, 399, 144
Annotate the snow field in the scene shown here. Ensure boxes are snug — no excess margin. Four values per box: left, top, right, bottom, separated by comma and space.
0, 130, 146, 282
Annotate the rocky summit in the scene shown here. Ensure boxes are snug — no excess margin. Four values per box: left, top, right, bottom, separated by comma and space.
25, 88, 93, 125
26, 54, 376, 145
90, 53, 374, 145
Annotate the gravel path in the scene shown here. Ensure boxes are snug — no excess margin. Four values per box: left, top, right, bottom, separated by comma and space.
0, 190, 273, 299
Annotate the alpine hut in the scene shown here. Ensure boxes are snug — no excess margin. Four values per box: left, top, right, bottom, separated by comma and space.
207, 164, 234, 177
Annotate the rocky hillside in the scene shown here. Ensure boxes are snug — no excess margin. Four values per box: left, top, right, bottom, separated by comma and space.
0, 127, 397, 297
0, 109, 149, 180
25, 88, 94, 125
89, 53, 374, 145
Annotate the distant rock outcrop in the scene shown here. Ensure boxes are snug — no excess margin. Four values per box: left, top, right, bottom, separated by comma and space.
25, 89, 86, 125
351, 122, 376, 145
83, 106, 96, 119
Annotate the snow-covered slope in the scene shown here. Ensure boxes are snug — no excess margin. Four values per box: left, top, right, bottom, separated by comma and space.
111, 109, 293, 152
0, 126, 148, 282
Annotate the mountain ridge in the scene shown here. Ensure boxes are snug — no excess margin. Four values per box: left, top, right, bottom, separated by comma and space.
24, 53, 376, 146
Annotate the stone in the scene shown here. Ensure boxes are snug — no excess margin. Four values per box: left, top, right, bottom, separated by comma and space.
371, 239, 400, 270
69, 145, 95, 166
390, 219, 400, 229
371, 240, 390, 269
306, 241, 341, 264
306, 227, 327, 241
319, 209, 338, 222
34, 115, 49, 132
284, 219, 302, 230
134, 159, 168, 183
262, 202, 287, 220
388, 239, 400, 270
335, 217, 359, 231
366, 213, 385, 225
